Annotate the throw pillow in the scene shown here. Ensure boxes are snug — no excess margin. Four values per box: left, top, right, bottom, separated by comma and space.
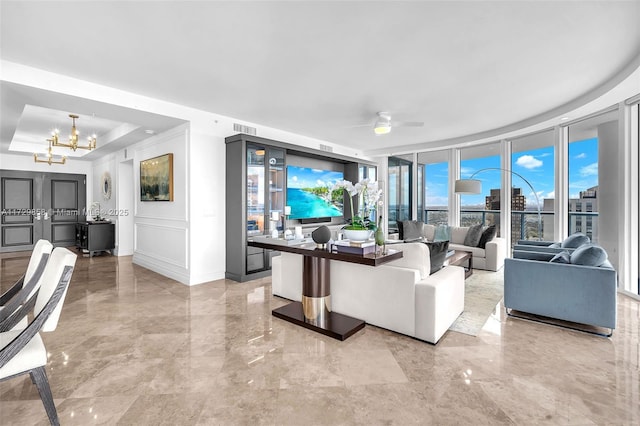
396, 221, 404, 240
549, 242, 561, 248
549, 251, 571, 264
434, 225, 451, 242
477, 225, 497, 249
463, 223, 484, 247
561, 232, 590, 249
570, 244, 608, 267
424, 240, 449, 275
402, 220, 424, 241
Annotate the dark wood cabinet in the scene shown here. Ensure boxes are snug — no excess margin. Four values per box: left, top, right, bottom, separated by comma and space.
76, 222, 115, 257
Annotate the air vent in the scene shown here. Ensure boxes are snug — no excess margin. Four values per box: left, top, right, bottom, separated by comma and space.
233, 123, 257, 135
319, 144, 333, 153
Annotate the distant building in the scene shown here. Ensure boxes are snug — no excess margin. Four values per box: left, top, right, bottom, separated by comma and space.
569, 185, 598, 241
485, 187, 527, 244
542, 185, 599, 242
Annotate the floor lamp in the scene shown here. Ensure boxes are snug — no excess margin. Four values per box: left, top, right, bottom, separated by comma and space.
454, 168, 542, 241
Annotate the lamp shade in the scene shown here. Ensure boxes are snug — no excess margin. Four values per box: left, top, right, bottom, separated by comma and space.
454, 179, 482, 194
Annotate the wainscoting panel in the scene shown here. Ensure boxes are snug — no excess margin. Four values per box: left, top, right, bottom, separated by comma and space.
133, 220, 189, 284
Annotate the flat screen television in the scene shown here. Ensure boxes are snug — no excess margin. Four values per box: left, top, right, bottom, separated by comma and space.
286, 165, 344, 221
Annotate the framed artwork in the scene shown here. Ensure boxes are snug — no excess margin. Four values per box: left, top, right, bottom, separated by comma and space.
140, 153, 174, 201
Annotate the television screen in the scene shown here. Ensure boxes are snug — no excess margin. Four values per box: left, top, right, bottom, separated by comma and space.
286, 165, 344, 220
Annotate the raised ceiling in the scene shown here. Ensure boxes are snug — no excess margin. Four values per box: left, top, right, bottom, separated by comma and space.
1, 1, 639, 159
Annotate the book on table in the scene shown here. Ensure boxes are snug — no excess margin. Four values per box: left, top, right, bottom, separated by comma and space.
334, 239, 376, 255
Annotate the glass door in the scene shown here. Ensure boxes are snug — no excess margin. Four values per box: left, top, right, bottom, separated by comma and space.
388, 156, 412, 233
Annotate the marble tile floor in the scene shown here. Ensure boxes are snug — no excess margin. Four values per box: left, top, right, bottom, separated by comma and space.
0, 251, 639, 425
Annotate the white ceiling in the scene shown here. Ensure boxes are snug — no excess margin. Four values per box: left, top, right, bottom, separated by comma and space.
1, 1, 639, 160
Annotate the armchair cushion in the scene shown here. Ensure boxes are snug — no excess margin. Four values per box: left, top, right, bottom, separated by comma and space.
424, 240, 449, 275
570, 244, 608, 267
549, 251, 571, 264
561, 232, 590, 249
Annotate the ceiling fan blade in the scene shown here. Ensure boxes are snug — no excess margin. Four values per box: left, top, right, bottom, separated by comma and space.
342, 122, 374, 129
392, 121, 424, 127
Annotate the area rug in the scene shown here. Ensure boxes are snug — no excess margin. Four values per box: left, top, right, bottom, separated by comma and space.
449, 269, 504, 336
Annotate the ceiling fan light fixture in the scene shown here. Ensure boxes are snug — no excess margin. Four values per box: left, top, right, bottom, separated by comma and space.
374, 123, 391, 135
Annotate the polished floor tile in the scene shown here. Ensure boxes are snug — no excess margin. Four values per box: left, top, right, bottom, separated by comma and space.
1, 251, 639, 425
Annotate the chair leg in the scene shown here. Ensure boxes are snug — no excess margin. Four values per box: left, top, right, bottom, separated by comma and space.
30, 366, 60, 426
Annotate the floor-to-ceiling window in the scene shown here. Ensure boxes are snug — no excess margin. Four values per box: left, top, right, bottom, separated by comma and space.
460, 143, 501, 230
567, 111, 618, 243
510, 130, 555, 244
388, 155, 412, 232
418, 150, 449, 225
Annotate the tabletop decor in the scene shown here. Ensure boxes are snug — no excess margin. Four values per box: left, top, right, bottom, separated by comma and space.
332, 178, 382, 241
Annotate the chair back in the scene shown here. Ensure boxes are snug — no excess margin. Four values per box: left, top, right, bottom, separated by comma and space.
24, 240, 53, 286
34, 247, 77, 332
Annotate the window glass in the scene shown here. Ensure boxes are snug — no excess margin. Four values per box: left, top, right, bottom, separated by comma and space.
511, 129, 555, 243
460, 143, 501, 230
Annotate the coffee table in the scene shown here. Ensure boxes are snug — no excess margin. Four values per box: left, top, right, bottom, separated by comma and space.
446, 250, 473, 279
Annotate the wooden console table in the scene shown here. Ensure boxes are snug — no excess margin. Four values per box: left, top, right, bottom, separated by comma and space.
248, 239, 403, 340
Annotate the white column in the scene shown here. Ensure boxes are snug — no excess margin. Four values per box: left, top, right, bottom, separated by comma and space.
555, 125, 569, 241
449, 148, 460, 227
500, 140, 512, 249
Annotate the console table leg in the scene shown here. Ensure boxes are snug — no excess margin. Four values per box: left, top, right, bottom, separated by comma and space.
301, 256, 331, 325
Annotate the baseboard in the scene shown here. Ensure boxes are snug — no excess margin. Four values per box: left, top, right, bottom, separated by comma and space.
133, 251, 190, 285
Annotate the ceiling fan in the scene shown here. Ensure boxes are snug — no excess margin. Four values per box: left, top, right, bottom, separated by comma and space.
355, 112, 424, 135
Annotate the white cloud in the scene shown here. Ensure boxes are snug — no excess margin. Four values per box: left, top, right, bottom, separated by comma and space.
546, 190, 555, 199
516, 155, 543, 169
579, 162, 598, 177
575, 153, 587, 159
291, 176, 297, 182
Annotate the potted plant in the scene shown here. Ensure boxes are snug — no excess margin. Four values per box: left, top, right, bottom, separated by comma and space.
332, 178, 382, 241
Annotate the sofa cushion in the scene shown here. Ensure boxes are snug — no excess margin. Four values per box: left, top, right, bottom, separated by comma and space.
424, 240, 449, 275
450, 227, 468, 245
570, 244, 608, 267
477, 225, 497, 249
549, 242, 561, 248
402, 220, 424, 241
423, 224, 436, 241
549, 251, 571, 264
562, 232, 590, 249
464, 224, 484, 247
434, 225, 451, 242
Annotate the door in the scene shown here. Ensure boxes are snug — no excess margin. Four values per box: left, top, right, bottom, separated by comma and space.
42, 173, 86, 247
0, 170, 43, 251
0, 170, 86, 252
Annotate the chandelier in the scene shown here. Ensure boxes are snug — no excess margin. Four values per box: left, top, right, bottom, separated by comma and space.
34, 139, 66, 165
50, 114, 97, 151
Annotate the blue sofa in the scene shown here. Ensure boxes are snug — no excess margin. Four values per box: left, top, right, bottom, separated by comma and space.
504, 250, 617, 335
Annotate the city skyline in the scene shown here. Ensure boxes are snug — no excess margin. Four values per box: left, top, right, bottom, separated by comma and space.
425, 137, 599, 210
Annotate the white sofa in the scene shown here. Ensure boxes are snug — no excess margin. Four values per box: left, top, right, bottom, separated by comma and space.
271, 242, 465, 344
397, 224, 506, 271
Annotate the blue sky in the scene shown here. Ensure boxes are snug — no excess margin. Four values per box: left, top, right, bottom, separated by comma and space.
287, 165, 343, 189
425, 137, 599, 209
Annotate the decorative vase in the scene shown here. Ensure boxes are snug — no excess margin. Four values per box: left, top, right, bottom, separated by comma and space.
312, 225, 332, 246
374, 216, 385, 255
343, 229, 372, 242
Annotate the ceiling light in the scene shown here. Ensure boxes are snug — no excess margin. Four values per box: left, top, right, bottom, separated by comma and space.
34, 139, 66, 165
373, 112, 392, 135
560, 116, 570, 121
374, 123, 391, 135
145, 129, 155, 134
50, 114, 97, 151
255, 149, 265, 156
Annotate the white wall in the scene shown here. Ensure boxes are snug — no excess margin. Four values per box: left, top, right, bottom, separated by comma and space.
116, 159, 134, 256
598, 120, 620, 270
2, 61, 370, 286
